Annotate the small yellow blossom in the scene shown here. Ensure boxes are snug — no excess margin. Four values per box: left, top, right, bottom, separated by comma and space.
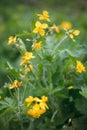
67, 86, 73, 90
25, 64, 33, 74
8, 36, 16, 45
61, 21, 72, 30
20, 52, 35, 66
33, 21, 48, 36
76, 61, 86, 73
25, 96, 48, 118
72, 30, 80, 36
41, 96, 48, 102
68, 30, 80, 42
69, 33, 74, 39
27, 103, 46, 118
32, 41, 42, 50
69, 30, 80, 39
37, 10, 50, 22
9, 80, 22, 89
51, 24, 60, 33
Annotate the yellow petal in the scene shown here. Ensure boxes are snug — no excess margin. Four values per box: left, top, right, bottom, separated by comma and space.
35, 21, 41, 27
33, 28, 39, 33
69, 34, 74, 39
43, 11, 49, 16
39, 29, 45, 36
73, 30, 80, 36
42, 23, 48, 28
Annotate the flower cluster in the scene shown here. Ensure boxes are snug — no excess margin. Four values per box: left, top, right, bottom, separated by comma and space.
25, 96, 48, 118
19, 52, 35, 75
9, 80, 22, 89
68, 30, 80, 41
33, 10, 50, 36
31, 10, 50, 52
20, 52, 35, 66
63, 29, 80, 42
6, 10, 86, 123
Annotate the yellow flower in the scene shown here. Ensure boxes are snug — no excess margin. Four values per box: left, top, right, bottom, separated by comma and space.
68, 30, 80, 42
27, 103, 46, 118
67, 86, 73, 90
9, 84, 14, 89
20, 52, 35, 66
9, 80, 22, 89
25, 96, 48, 118
37, 10, 50, 22
76, 61, 86, 73
32, 41, 42, 50
51, 24, 60, 33
33, 21, 48, 36
69, 33, 74, 39
72, 30, 80, 36
8, 36, 16, 45
25, 64, 33, 74
61, 21, 72, 30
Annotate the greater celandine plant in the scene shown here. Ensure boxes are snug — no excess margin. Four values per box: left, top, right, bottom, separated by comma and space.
0, 10, 87, 130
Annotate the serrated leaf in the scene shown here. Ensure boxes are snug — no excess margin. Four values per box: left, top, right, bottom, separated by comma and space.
65, 48, 87, 57
51, 86, 65, 95
0, 97, 15, 110
80, 87, 87, 98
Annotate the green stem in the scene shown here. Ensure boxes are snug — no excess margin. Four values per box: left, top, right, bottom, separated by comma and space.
43, 68, 49, 88
53, 35, 67, 53
16, 32, 32, 37
17, 88, 20, 112
32, 70, 42, 88
29, 118, 34, 130
47, 66, 52, 86
17, 88, 24, 130
21, 80, 28, 102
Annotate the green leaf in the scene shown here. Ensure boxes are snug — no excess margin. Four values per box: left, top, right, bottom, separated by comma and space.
80, 87, 87, 98
75, 97, 87, 116
5, 61, 19, 78
65, 49, 86, 57
0, 97, 15, 111
51, 86, 65, 95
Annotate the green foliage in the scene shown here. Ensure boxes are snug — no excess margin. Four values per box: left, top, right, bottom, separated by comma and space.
80, 87, 87, 98
0, 7, 87, 130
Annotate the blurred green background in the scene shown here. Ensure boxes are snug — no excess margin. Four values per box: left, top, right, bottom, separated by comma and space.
0, 0, 87, 86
